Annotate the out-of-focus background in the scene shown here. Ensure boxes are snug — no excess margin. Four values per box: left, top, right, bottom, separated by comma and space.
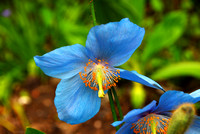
0, 0, 199, 133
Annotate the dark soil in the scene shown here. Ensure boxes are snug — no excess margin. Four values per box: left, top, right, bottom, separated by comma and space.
0, 76, 199, 134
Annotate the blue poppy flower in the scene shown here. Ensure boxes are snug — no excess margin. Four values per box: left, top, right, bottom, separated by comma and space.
34, 18, 164, 125
112, 89, 200, 134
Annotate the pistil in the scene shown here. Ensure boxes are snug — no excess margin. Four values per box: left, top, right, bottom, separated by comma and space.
96, 64, 105, 97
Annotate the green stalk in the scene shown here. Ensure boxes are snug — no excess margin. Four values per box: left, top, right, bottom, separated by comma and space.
90, 0, 97, 26
108, 89, 119, 131
111, 87, 123, 120
90, 0, 122, 131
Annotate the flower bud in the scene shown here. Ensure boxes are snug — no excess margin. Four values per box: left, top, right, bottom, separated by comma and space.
167, 103, 195, 134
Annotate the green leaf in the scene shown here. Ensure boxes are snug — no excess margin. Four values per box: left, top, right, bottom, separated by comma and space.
129, 0, 145, 21
25, 127, 45, 134
142, 11, 187, 63
40, 8, 54, 27
95, 0, 145, 24
0, 75, 12, 104
150, 0, 164, 12
151, 62, 200, 80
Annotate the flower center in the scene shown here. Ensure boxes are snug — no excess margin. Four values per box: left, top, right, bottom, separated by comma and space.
131, 114, 170, 134
79, 59, 120, 98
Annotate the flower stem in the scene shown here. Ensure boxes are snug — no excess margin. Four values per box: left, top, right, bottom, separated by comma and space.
111, 87, 123, 120
90, 0, 97, 26
108, 89, 119, 131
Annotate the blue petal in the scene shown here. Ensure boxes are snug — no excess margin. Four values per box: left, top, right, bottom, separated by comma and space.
115, 123, 133, 134
113, 101, 157, 134
112, 121, 124, 127
112, 100, 157, 127
185, 116, 200, 134
85, 18, 145, 66
119, 69, 164, 91
34, 44, 88, 79
190, 89, 200, 103
123, 100, 157, 123
154, 90, 196, 113
54, 74, 101, 124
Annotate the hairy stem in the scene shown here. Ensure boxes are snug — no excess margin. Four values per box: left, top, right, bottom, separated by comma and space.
108, 89, 119, 131
90, 0, 97, 26
112, 87, 123, 120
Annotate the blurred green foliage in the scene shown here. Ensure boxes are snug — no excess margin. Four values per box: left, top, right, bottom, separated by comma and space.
151, 62, 200, 80
142, 11, 187, 63
0, 0, 91, 105
0, 0, 200, 108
